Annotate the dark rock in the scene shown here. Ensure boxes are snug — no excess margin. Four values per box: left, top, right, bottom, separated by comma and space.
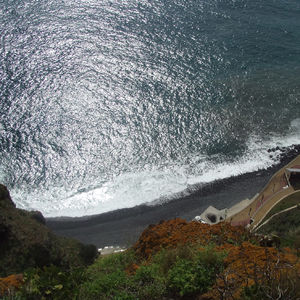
0, 216, 10, 243
28, 210, 46, 225
0, 184, 15, 208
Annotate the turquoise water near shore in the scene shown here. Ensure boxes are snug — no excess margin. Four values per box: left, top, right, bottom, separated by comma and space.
0, 0, 300, 217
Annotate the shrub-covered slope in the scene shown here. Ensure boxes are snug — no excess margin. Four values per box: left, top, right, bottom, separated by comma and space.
257, 191, 300, 248
0, 184, 97, 277
2, 198, 300, 299
77, 219, 300, 300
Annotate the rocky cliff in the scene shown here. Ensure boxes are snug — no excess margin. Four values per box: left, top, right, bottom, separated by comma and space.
0, 184, 97, 277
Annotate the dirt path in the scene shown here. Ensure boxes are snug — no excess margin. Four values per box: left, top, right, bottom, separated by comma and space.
254, 204, 299, 232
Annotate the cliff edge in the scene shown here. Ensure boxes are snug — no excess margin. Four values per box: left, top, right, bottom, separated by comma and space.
0, 184, 98, 277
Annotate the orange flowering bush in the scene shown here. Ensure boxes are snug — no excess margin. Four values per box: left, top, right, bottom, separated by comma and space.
0, 274, 24, 296
133, 218, 300, 299
203, 243, 300, 299
133, 218, 252, 259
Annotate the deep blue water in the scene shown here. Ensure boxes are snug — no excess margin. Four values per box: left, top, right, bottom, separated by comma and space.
0, 0, 300, 217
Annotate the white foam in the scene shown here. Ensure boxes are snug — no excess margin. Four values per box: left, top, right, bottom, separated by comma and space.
290, 118, 300, 132
0, 165, 6, 183
10, 119, 300, 218
0, 123, 6, 181
14, 166, 189, 217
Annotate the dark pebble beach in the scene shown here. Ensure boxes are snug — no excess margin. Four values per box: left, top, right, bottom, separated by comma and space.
46, 145, 300, 248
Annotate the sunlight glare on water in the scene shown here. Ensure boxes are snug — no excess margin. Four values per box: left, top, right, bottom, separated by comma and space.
0, 0, 299, 216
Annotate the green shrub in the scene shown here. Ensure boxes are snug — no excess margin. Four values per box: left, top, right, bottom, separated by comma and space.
167, 247, 226, 297
112, 291, 136, 300
242, 284, 267, 300
13, 244, 227, 300
168, 258, 201, 296
86, 249, 136, 275
79, 269, 131, 299
133, 263, 166, 299
78, 250, 136, 299
79, 244, 98, 265
152, 244, 196, 275
17, 265, 85, 299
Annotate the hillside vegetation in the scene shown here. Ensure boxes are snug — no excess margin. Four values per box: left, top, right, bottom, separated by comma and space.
261, 191, 300, 222
0, 184, 97, 278
2, 218, 300, 299
257, 191, 300, 248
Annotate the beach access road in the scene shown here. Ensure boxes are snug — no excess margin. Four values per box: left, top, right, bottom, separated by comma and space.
227, 154, 300, 229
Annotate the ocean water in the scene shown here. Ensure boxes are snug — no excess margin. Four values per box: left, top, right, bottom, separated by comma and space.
0, 0, 300, 217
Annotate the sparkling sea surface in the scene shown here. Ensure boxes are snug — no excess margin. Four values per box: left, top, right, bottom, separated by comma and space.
0, 0, 300, 217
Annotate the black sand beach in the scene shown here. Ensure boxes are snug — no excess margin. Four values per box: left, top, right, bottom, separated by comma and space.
46, 146, 300, 248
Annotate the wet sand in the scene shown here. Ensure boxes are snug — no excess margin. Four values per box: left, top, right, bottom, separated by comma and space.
46, 146, 300, 248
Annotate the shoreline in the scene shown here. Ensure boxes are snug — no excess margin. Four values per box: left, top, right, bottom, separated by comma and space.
46, 145, 300, 248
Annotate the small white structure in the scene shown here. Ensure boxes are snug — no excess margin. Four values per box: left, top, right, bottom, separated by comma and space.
194, 195, 258, 225
194, 206, 226, 224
